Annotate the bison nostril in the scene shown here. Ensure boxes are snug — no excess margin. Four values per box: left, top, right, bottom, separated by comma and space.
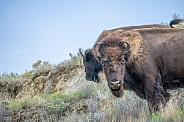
110, 82, 114, 86
110, 81, 121, 89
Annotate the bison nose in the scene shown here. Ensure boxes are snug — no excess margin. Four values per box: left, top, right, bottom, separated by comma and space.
110, 81, 121, 89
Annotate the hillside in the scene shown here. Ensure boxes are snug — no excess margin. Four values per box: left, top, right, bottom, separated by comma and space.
0, 52, 184, 122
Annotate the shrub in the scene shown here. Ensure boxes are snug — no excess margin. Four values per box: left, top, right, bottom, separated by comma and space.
21, 70, 33, 78
6, 95, 46, 111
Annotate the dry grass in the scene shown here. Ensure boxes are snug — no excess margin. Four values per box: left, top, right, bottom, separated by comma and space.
62, 81, 184, 122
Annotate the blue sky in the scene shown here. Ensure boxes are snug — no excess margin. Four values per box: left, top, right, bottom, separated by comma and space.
0, 0, 183, 74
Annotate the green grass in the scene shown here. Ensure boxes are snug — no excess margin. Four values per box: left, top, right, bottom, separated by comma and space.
6, 95, 46, 111
3, 90, 81, 113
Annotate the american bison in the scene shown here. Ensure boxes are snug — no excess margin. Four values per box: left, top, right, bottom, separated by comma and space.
79, 48, 102, 82
93, 27, 184, 113
80, 20, 183, 83
80, 24, 169, 83
170, 19, 184, 28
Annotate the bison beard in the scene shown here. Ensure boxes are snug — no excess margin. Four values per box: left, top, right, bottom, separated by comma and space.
109, 85, 124, 97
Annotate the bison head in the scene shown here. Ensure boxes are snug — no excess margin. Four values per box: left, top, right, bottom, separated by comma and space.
170, 19, 184, 28
93, 36, 131, 97
79, 48, 102, 82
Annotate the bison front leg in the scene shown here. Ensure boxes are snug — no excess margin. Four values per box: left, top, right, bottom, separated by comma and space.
144, 76, 169, 113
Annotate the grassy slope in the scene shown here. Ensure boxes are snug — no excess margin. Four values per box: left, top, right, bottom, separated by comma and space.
0, 51, 184, 121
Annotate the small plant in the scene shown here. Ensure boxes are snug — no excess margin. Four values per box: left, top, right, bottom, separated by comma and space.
50, 91, 82, 101
32, 60, 52, 70
46, 98, 69, 112
151, 113, 165, 122
21, 70, 33, 78
45, 91, 83, 115
0, 72, 21, 80
6, 95, 46, 111
79, 85, 95, 98
6, 99, 22, 111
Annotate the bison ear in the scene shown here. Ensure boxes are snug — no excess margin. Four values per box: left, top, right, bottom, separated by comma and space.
124, 51, 131, 61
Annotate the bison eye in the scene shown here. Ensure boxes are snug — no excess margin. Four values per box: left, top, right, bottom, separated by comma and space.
121, 58, 126, 64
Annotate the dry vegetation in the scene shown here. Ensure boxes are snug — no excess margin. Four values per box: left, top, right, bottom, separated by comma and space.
0, 51, 184, 122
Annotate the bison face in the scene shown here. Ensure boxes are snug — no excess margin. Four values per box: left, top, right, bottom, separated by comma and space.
79, 48, 102, 82
102, 58, 127, 97
93, 36, 131, 97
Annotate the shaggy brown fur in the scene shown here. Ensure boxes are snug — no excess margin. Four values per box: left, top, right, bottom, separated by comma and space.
80, 24, 170, 83
96, 24, 169, 43
93, 27, 184, 113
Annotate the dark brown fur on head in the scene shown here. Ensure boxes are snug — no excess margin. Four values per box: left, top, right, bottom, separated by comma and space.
96, 36, 131, 97
98, 36, 131, 62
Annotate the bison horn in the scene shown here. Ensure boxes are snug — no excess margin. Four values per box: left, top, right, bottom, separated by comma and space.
93, 42, 103, 57
79, 48, 85, 59
119, 40, 130, 53
79, 48, 86, 65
